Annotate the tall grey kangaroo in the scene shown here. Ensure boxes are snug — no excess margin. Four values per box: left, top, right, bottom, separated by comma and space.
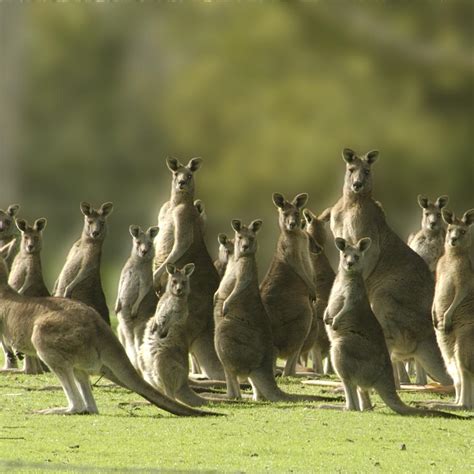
153, 158, 224, 380
54, 202, 112, 325
329, 148, 451, 385
260, 193, 317, 376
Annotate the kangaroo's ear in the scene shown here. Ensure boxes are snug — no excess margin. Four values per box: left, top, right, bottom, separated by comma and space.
34, 218, 47, 232
166, 157, 180, 172
436, 195, 449, 209
272, 193, 286, 209
442, 209, 455, 225
249, 219, 263, 233
342, 148, 356, 164
187, 157, 203, 173
7, 204, 20, 217
129, 225, 140, 238
303, 209, 314, 225
147, 226, 159, 240
461, 209, 474, 226
166, 263, 177, 275
309, 236, 322, 255
0, 240, 15, 259
218, 233, 228, 245
183, 263, 195, 277
16, 219, 28, 233
335, 237, 347, 252
417, 195, 429, 209
292, 193, 308, 209
80, 202, 92, 216
364, 150, 379, 165
100, 202, 113, 217
194, 199, 205, 215
357, 237, 372, 253
231, 219, 242, 233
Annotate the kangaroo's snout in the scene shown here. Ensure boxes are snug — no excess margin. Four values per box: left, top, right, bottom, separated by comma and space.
352, 181, 362, 192
27, 244, 34, 252
91, 230, 100, 238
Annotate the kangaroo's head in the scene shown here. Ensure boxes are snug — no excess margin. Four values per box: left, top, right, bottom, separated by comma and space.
80, 202, 113, 241
418, 195, 449, 232
217, 233, 234, 264
442, 209, 474, 249
302, 208, 330, 248
129, 225, 159, 260
0, 204, 20, 240
342, 148, 379, 196
273, 193, 308, 233
167, 157, 202, 196
165, 263, 195, 297
231, 219, 263, 259
16, 218, 47, 254
335, 237, 372, 274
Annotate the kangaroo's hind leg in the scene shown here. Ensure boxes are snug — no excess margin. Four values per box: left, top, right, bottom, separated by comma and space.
74, 369, 99, 414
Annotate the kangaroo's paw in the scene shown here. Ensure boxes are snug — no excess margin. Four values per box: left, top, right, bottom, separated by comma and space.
35, 407, 93, 415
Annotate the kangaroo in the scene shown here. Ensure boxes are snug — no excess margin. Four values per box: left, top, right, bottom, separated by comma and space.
329, 148, 451, 386
0, 204, 20, 370
214, 233, 234, 279
0, 243, 216, 417
140, 263, 214, 407
408, 195, 449, 273
214, 219, 337, 403
8, 218, 50, 374
116, 225, 159, 370
54, 202, 113, 325
301, 209, 335, 373
429, 209, 474, 410
260, 193, 317, 376
153, 158, 223, 380
324, 237, 462, 418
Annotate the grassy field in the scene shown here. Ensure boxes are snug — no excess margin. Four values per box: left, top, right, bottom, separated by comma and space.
0, 362, 472, 474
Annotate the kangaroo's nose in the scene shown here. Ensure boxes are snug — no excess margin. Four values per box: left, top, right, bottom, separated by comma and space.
92, 230, 100, 238
429, 222, 436, 229
242, 244, 249, 251
353, 181, 362, 190
27, 244, 34, 252
450, 238, 457, 245
347, 261, 354, 268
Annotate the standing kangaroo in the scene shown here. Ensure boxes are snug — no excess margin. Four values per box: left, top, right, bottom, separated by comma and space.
301, 209, 335, 373
324, 237, 461, 418
214, 233, 234, 279
430, 209, 474, 410
153, 158, 223, 380
140, 263, 212, 407
329, 148, 451, 386
0, 243, 215, 417
214, 219, 336, 402
54, 202, 113, 325
116, 225, 159, 370
408, 195, 449, 273
260, 193, 317, 376
0, 204, 20, 369
8, 218, 49, 374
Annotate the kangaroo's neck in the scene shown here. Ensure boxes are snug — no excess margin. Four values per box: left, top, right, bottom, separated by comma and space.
338, 269, 366, 295
343, 189, 372, 205
170, 190, 193, 206
443, 246, 472, 271
79, 235, 104, 255
18, 252, 43, 270
236, 254, 259, 284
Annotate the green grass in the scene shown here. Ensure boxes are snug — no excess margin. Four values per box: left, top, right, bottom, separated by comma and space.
0, 365, 472, 474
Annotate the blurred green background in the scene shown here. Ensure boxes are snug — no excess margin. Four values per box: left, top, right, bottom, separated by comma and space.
0, 1, 472, 307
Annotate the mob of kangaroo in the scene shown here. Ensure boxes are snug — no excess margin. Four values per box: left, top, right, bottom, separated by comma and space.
0, 149, 472, 420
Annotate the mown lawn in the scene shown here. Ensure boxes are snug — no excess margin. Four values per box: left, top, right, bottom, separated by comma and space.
0, 359, 472, 473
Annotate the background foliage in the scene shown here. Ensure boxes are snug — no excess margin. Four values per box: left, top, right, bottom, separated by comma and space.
0, 1, 472, 299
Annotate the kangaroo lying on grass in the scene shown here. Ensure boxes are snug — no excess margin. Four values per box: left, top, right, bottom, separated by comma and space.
0, 242, 214, 417
301, 208, 335, 374
214, 219, 338, 402
429, 209, 474, 410
0, 204, 20, 369
153, 158, 223, 380
140, 263, 216, 407
116, 225, 159, 370
54, 202, 113, 325
324, 237, 463, 418
261, 193, 317, 376
330, 148, 451, 386
8, 218, 49, 374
